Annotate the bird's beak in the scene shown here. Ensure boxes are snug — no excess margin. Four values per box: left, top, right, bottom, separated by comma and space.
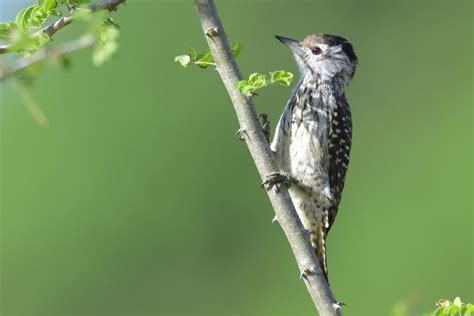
275, 35, 304, 57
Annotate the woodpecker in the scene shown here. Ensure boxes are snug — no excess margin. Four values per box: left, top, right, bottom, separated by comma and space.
267, 34, 358, 281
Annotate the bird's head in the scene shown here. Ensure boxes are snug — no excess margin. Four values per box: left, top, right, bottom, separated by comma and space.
276, 34, 358, 84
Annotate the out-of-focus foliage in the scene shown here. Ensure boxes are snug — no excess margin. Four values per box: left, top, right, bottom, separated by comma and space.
433, 298, 474, 316
390, 298, 473, 316
0, 0, 122, 81
92, 17, 120, 66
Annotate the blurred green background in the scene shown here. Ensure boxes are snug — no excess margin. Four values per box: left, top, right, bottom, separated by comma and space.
0, 1, 472, 315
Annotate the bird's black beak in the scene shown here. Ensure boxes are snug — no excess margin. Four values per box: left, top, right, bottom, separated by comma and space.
275, 35, 305, 57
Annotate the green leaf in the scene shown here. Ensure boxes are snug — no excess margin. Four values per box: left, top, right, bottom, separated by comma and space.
195, 50, 214, 68
72, 7, 93, 21
230, 41, 242, 59
236, 80, 253, 95
236, 70, 294, 95
44, 0, 59, 12
454, 298, 463, 308
93, 40, 117, 66
91, 18, 120, 66
467, 304, 474, 312
186, 47, 197, 60
270, 70, 294, 86
15, 7, 29, 32
0, 22, 16, 40
174, 55, 192, 67
447, 306, 460, 316
435, 307, 448, 316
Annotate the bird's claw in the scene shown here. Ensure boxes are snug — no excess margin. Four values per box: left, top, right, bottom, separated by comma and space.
261, 171, 291, 192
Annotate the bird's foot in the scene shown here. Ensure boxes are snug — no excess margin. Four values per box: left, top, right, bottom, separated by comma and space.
299, 266, 318, 281
257, 113, 270, 143
261, 171, 292, 192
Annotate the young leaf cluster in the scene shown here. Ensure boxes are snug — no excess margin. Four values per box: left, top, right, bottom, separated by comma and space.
0, 0, 124, 82
236, 71, 294, 95
175, 42, 242, 68
0, 1, 93, 53
175, 42, 293, 95
433, 297, 473, 316
92, 17, 120, 66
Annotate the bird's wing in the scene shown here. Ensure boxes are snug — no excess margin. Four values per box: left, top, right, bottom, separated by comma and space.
270, 95, 296, 153
327, 95, 352, 229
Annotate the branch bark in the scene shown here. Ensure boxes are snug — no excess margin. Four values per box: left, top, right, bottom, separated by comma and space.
0, 0, 126, 54
193, 1, 342, 315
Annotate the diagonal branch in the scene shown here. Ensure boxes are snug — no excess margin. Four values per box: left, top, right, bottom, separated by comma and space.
0, 0, 126, 54
0, 35, 96, 81
193, 1, 342, 315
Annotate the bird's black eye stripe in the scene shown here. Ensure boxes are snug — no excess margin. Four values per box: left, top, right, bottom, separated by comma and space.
311, 46, 322, 55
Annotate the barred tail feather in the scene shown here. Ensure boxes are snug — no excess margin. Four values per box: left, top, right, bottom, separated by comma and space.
310, 226, 329, 282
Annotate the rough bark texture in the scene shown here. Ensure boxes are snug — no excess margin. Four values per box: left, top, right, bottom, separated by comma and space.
193, 1, 342, 315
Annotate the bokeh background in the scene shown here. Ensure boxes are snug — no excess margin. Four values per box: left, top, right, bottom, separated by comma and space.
0, 1, 472, 315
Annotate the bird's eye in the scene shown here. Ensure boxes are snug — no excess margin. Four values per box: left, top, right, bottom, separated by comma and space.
311, 46, 322, 55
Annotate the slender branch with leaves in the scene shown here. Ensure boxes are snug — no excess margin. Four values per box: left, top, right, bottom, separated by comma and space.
179, 1, 343, 315
0, 0, 125, 81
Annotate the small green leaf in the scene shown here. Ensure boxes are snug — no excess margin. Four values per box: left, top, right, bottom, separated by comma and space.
447, 306, 460, 316
230, 41, 242, 59
174, 55, 192, 67
270, 70, 294, 86
93, 41, 117, 66
187, 47, 197, 60
467, 304, 474, 312
72, 7, 93, 20
435, 307, 448, 316
44, 0, 59, 12
15, 7, 29, 32
0, 22, 16, 40
195, 50, 214, 68
454, 298, 463, 308
236, 70, 294, 95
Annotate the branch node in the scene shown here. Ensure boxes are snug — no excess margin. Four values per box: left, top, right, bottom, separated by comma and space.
272, 215, 278, 225
206, 26, 219, 38
235, 127, 248, 141
300, 266, 319, 281
334, 301, 346, 309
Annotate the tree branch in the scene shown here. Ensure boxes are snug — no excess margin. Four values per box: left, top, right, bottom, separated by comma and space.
0, 0, 126, 54
193, 1, 342, 315
0, 35, 96, 81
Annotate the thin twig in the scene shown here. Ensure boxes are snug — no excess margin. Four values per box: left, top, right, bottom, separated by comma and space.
10, 78, 49, 127
0, 0, 126, 54
193, 1, 342, 315
0, 35, 96, 81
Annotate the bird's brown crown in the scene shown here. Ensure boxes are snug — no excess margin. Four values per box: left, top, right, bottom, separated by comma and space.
302, 34, 358, 64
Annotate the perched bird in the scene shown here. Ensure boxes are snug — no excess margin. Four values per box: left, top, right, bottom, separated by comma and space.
268, 34, 358, 281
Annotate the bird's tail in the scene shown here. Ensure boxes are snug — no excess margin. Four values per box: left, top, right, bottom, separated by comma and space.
310, 225, 329, 282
